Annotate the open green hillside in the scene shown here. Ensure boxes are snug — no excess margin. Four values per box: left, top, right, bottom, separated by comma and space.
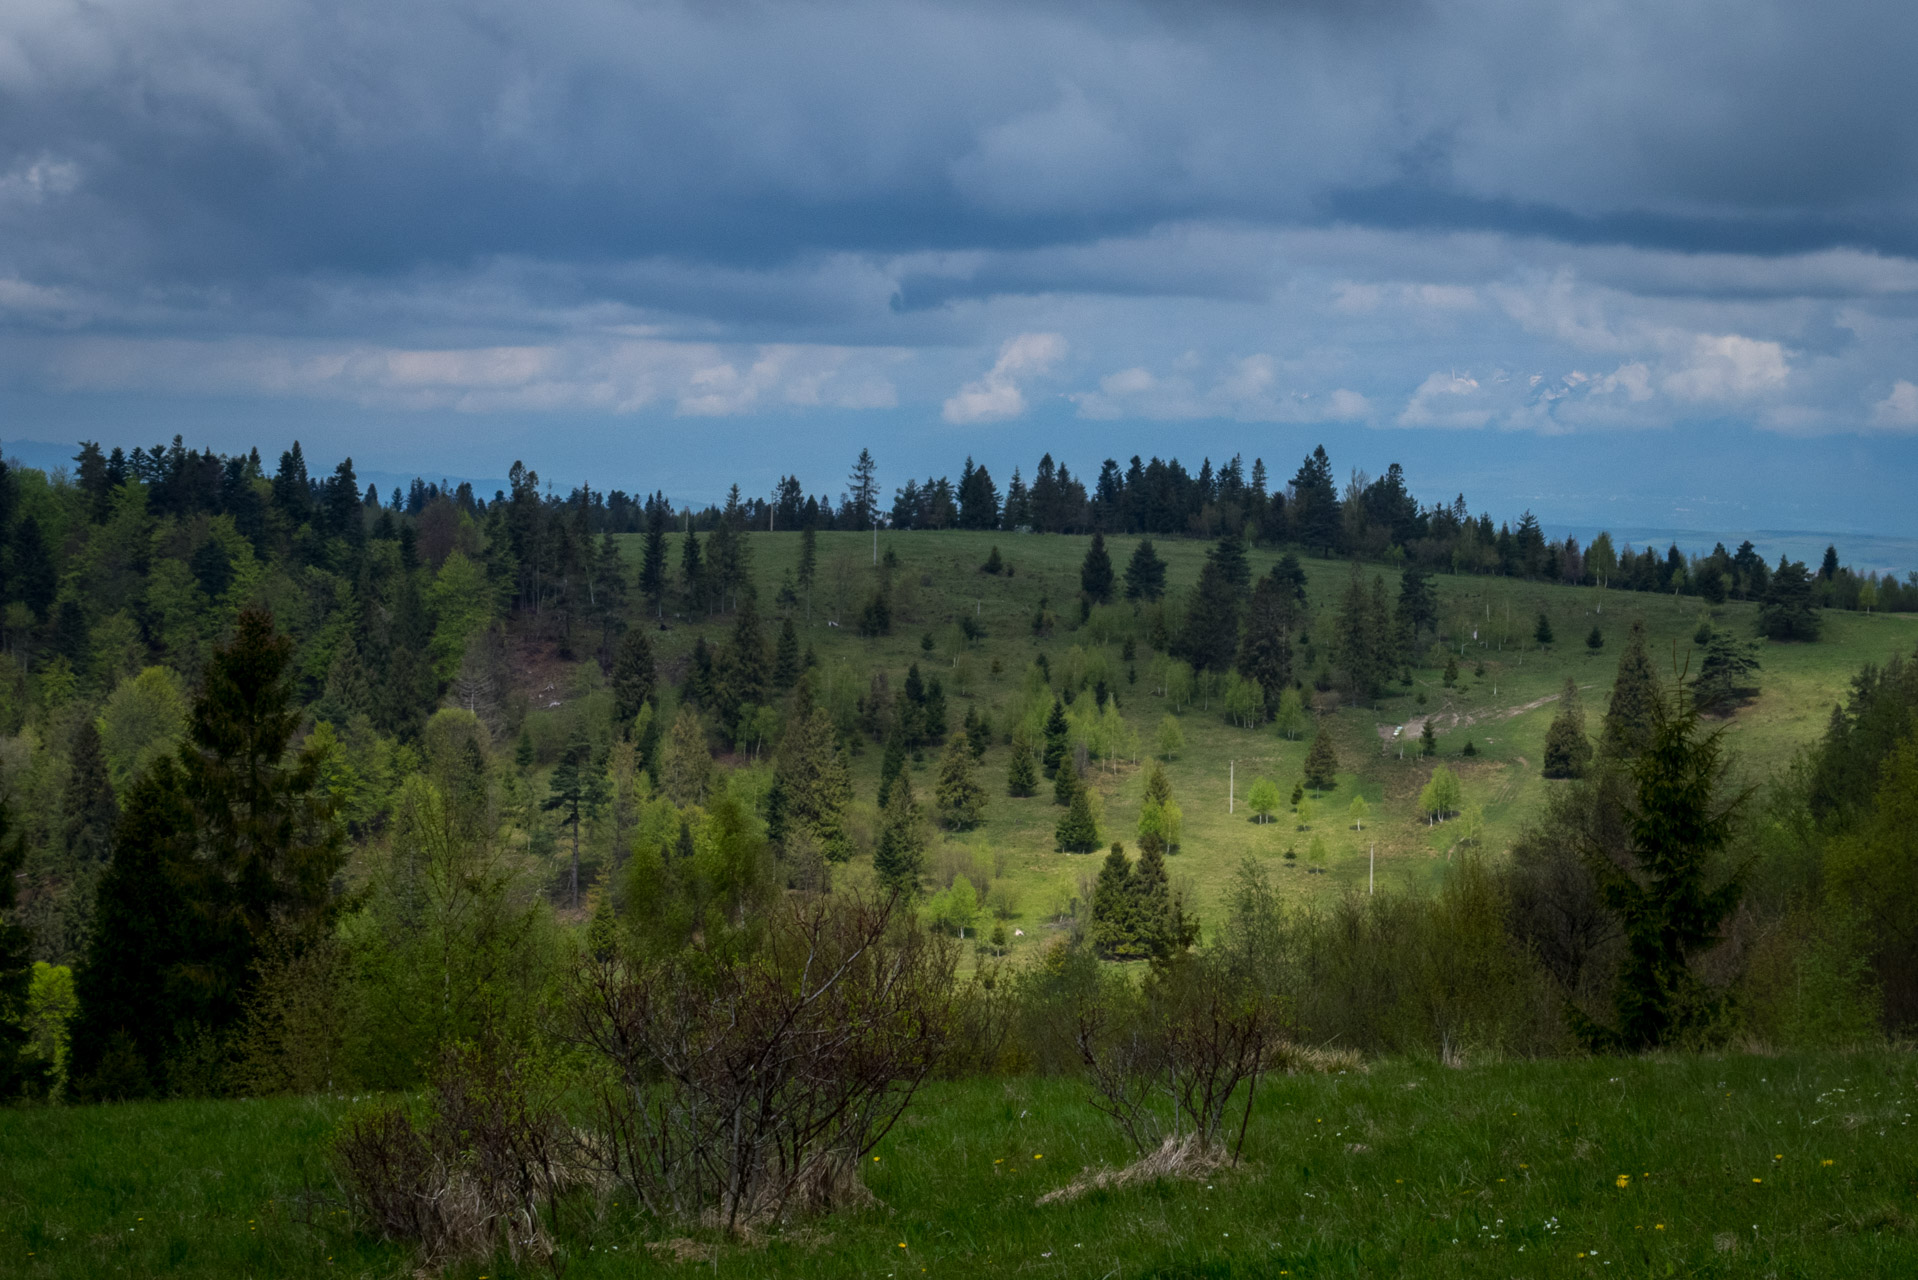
534, 530, 1918, 952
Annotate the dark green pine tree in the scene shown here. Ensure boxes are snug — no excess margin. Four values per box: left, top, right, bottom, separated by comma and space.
1534, 611, 1554, 646
962, 705, 991, 761
67, 765, 192, 1098
922, 675, 949, 742
1122, 538, 1167, 601
611, 627, 656, 733
1208, 526, 1251, 597
543, 727, 607, 911
1128, 840, 1184, 961
1081, 531, 1115, 604
63, 718, 117, 868
935, 731, 987, 830
765, 705, 854, 863
873, 771, 926, 894
679, 528, 705, 615
1420, 717, 1437, 757
1054, 754, 1080, 807
714, 596, 769, 732
0, 801, 45, 1100
1758, 556, 1821, 641
686, 637, 716, 708
1691, 632, 1761, 715
1042, 696, 1070, 778
1333, 564, 1384, 700
1006, 732, 1039, 797
1575, 692, 1744, 1051
1304, 727, 1339, 792
1396, 562, 1436, 640
1587, 625, 1605, 653
1601, 620, 1662, 759
1055, 782, 1101, 853
1236, 576, 1296, 717
639, 504, 670, 618
1174, 559, 1242, 674
1089, 844, 1136, 958
1269, 552, 1308, 607
772, 615, 801, 689
1541, 678, 1593, 779
314, 633, 373, 727
876, 721, 909, 811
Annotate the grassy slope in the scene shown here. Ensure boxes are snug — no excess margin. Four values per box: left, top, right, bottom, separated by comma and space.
583, 531, 1915, 951
3, 1051, 1912, 1277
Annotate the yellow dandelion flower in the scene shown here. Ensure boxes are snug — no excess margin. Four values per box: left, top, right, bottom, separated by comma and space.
1654, 1224, 1665, 1230
1821, 1159, 1834, 1167
1034, 1153, 1042, 1159
1615, 1175, 1630, 1188
1753, 1178, 1762, 1184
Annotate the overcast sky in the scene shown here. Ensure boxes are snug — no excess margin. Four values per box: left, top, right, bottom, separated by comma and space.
3, 0, 1916, 537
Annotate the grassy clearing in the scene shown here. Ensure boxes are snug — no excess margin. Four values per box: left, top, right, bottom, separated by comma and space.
563, 531, 1917, 946
3, 1050, 1913, 1277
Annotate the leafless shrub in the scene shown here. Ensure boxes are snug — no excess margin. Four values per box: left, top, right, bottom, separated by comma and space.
565, 892, 958, 1233
1072, 952, 1287, 1168
333, 1040, 571, 1269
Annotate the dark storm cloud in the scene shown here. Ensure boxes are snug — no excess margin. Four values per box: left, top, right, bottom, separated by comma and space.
6, 0, 1918, 310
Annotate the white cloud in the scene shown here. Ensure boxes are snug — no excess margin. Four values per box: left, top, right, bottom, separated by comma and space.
1396, 372, 1492, 428
1870, 379, 1918, 429
941, 331, 1066, 423
1659, 333, 1790, 401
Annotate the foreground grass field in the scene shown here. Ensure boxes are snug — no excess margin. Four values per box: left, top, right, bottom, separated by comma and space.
4, 1050, 1913, 1277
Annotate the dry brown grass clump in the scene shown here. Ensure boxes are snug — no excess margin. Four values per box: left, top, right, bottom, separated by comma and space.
1036, 1134, 1234, 1205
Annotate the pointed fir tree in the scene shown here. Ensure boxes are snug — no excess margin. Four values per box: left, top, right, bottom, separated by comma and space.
1587, 625, 1605, 653
1055, 781, 1101, 853
544, 726, 606, 911
765, 704, 854, 863
1208, 526, 1251, 597
659, 705, 712, 806
772, 615, 801, 689
935, 730, 987, 830
1534, 611, 1554, 646
1420, 716, 1437, 757
1304, 727, 1339, 792
62, 718, 117, 868
0, 801, 44, 1099
639, 505, 670, 618
1575, 690, 1744, 1051
1080, 530, 1116, 604
876, 721, 908, 811
1128, 840, 1177, 961
1174, 558, 1242, 674
1542, 678, 1594, 779
610, 627, 656, 733
679, 528, 704, 614
1122, 538, 1167, 601
1089, 844, 1136, 958
1042, 696, 1070, 778
872, 771, 926, 894
1601, 620, 1661, 760
1236, 576, 1296, 716
1759, 556, 1820, 641
1396, 562, 1436, 639
1054, 753, 1081, 806
1006, 732, 1039, 797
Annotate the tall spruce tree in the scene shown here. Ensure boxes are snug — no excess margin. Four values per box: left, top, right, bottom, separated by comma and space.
872, 771, 925, 893
1601, 620, 1662, 759
543, 727, 605, 910
1090, 844, 1138, 959
1080, 531, 1115, 604
935, 730, 987, 829
1304, 727, 1339, 792
62, 718, 117, 868
0, 801, 43, 1099
1236, 576, 1296, 716
1042, 696, 1070, 778
610, 627, 656, 732
1759, 556, 1821, 641
876, 721, 909, 811
1541, 678, 1593, 779
1396, 562, 1436, 640
71, 609, 340, 1095
1122, 538, 1167, 601
1128, 840, 1179, 961
765, 705, 853, 863
1055, 782, 1101, 853
639, 504, 669, 618
772, 615, 801, 689
1006, 732, 1040, 797
1577, 689, 1744, 1051
1175, 559, 1242, 673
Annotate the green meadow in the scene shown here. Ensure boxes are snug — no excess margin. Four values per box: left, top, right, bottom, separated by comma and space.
3, 1050, 1912, 1278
